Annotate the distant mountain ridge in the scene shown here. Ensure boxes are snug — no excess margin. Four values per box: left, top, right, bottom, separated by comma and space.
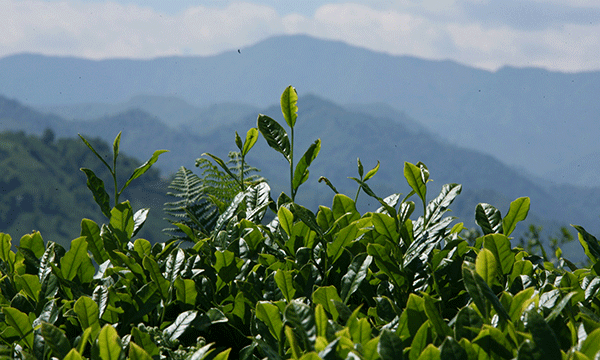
1, 35, 599, 184
0, 92, 596, 262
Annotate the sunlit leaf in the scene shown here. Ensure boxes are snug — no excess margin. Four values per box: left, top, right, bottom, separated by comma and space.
502, 197, 530, 236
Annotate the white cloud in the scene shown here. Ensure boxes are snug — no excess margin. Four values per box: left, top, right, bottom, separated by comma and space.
0, 0, 599, 72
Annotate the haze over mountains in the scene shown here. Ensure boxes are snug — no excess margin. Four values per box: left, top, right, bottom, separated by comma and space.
0, 34, 599, 260
1, 35, 598, 186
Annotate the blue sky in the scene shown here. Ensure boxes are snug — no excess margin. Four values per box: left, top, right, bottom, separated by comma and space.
1, 0, 599, 72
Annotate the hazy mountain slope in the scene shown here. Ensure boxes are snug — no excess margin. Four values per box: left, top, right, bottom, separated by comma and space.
0, 93, 596, 260
2, 35, 598, 180
0, 131, 171, 248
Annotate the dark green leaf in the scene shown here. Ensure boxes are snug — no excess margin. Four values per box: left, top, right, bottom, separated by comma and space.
78, 134, 112, 172
502, 197, 530, 236
572, 224, 600, 264
280, 85, 298, 128
291, 203, 323, 238
454, 307, 483, 341
284, 301, 316, 352
475, 203, 503, 235
327, 223, 358, 265
202, 152, 242, 186
318, 176, 339, 194
423, 294, 452, 337
257, 114, 291, 161
164, 310, 197, 341
340, 253, 372, 303
439, 337, 467, 360
235, 131, 243, 151
41, 323, 71, 359
142, 256, 170, 299
378, 329, 404, 360
131, 327, 160, 358
80, 168, 111, 218
81, 219, 107, 264
523, 310, 561, 360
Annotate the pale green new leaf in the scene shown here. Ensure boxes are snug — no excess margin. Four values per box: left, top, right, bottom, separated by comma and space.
74, 296, 101, 336
482, 234, 514, 275
61, 236, 88, 281
281, 85, 298, 128
129, 342, 153, 360
98, 324, 122, 360
81, 218, 108, 264
256, 301, 283, 341
3, 307, 34, 349
475, 248, 497, 286
502, 197, 530, 236
312, 286, 342, 321
242, 127, 259, 156
275, 269, 296, 302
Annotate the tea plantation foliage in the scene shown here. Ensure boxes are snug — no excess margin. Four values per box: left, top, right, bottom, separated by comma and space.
3, 86, 600, 360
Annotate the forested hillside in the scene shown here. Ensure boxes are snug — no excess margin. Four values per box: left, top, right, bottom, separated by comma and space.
0, 130, 170, 248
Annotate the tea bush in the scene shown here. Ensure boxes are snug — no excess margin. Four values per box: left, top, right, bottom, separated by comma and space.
1, 86, 600, 360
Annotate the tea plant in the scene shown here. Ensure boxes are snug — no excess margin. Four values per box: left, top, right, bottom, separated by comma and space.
1, 86, 600, 360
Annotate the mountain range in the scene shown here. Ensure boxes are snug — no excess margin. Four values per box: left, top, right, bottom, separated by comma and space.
0, 91, 596, 260
1, 35, 599, 186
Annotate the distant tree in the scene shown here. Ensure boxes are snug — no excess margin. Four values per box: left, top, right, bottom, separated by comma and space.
41, 128, 55, 145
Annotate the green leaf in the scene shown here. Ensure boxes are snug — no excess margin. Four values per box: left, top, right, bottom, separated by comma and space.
475, 248, 497, 286
61, 236, 88, 281
129, 342, 153, 360
131, 327, 160, 358
580, 327, 600, 359
367, 243, 405, 288
256, 301, 284, 341
340, 253, 373, 303
409, 321, 433, 360
332, 194, 361, 227
327, 223, 358, 265
502, 197, 530, 236
112, 132, 121, 171
133, 238, 152, 258
439, 337, 467, 360
235, 131, 243, 151
175, 278, 198, 306
291, 203, 323, 238
404, 162, 427, 209
278, 206, 294, 237
109, 201, 135, 244
80, 168, 111, 218
164, 310, 197, 342
472, 326, 514, 359
281, 85, 298, 128
213, 349, 232, 360
372, 212, 399, 242
378, 329, 403, 360
275, 269, 296, 302
364, 160, 380, 181
284, 301, 316, 352
454, 307, 483, 341
318, 176, 339, 194
482, 234, 514, 275
416, 344, 441, 360
463, 262, 510, 322
142, 256, 170, 299
14, 274, 41, 302
214, 250, 239, 284
3, 307, 34, 349
79, 133, 112, 172
64, 349, 85, 360
165, 248, 185, 283
292, 139, 321, 191
475, 203, 503, 235
74, 296, 101, 336
285, 325, 302, 359
423, 294, 452, 338
19, 231, 45, 258
98, 324, 122, 360
122, 149, 169, 190
132, 208, 149, 237
572, 224, 600, 264
0, 232, 13, 263
81, 219, 108, 264
312, 286, 342, 321
242, 127, 259, 156
257, 114, 291, 161
41, 323, 71, 359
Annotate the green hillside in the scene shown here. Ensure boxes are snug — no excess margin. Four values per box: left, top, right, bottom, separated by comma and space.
0, 130, 171, 248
